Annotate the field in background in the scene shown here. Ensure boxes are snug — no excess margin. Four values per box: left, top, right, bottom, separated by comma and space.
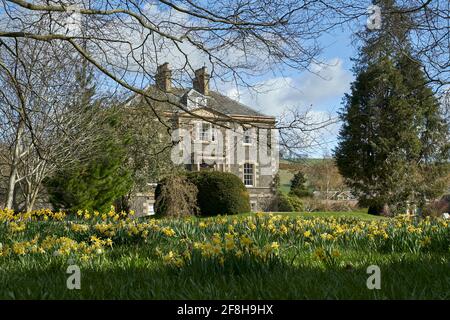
279, 159, 303, 194
278, 158, 333, 194
278, 167, 294, 194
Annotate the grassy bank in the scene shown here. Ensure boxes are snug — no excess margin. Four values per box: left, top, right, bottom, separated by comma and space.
0, 209, 448, 299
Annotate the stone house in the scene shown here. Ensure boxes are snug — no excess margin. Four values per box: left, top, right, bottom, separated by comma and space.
130, 63, 279, 216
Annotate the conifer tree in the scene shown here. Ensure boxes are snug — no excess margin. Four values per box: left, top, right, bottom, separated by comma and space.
46, 135, 132, 213
45, 63, 133, 213
335, 0, 449, 215
289, 170, 313, 198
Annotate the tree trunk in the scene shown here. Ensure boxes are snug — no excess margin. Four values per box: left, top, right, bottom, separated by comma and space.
5, 167, 17, 209
24, 165, 46, 212
6, 120, 24, 209
25, 190, 38, 212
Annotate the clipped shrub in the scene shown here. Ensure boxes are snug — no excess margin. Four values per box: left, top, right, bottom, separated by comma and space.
186, 171, 250, 216
287, 195, 304, 212
154, 175, 198, 217
276, 192, 304, 212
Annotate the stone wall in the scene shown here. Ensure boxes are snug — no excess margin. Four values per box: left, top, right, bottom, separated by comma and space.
129, 191, 156, 217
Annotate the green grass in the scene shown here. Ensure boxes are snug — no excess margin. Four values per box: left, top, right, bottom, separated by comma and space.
278, 158, 326, 194
278, 168, 294, 194
1, 245, 448, 299
1, 211, 449, 299
224, 210, 382, 221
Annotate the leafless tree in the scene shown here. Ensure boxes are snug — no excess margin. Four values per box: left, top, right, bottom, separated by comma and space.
303, 152, 346, 199
0, 1, 445, 139
277, 106, 339, 157
0, 36, 104, 211
0, 0, 448, 209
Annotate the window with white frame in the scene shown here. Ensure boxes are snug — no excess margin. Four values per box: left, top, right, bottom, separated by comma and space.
243, 163, 254, 186
199, 122, 216, 142
243, 127, 252, 144
200, 122, 210, 141
211, 126, 216, 141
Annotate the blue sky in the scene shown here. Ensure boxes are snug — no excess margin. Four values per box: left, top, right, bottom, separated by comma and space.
225, 27, 358, 158
0, 1, 359, 158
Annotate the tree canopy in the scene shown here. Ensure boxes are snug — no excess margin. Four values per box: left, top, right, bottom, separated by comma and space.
335, 0, 450, 215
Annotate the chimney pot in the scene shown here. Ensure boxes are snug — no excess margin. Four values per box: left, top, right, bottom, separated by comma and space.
156, 62, 172, 92
193, 66, 210, 95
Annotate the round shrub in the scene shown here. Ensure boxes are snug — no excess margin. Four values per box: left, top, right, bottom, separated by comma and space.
287, 195, 304, 212
186, 171, 250, 216
276, 192, 295, 212
289, 188, 314, 198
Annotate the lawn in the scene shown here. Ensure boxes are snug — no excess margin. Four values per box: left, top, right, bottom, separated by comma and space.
278, 168, 294, 194
227, 210, 383, 221
0, 208, 449, 299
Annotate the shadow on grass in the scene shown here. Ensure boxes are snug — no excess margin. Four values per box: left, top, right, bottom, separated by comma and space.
1, 252, 448, 299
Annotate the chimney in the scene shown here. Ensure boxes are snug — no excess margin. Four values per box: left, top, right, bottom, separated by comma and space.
155, 62, 172, 92
193, 66, 210, 95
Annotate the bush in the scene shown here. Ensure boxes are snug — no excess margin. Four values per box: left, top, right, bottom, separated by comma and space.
423, 195, 450, 217
186, 171, 250, 216
289, 188, 314, 198
287, 195, 304, 211
276, 193, 303, 212
45, 140, 133, 214
277, 192, 294, 212
154, 175, 198, 217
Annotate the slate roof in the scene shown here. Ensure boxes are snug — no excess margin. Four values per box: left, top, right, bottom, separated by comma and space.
127, 86, 274, 119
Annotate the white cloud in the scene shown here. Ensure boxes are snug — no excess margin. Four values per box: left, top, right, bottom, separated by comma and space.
223, 58, 352, 157
225, 58, 353, 116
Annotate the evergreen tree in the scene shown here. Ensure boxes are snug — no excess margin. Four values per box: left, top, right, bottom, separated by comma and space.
46, 137, 132, 213
45, 107, 133, 214
45, 62, 133, 213
289, 171, 313, 198
334, 0, 449, 215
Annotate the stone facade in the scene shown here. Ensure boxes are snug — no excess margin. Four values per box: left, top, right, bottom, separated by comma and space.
174, 111, 278, 212
131, 63, 278, 216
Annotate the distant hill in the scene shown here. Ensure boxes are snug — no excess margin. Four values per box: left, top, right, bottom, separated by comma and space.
278, 158, 335, 194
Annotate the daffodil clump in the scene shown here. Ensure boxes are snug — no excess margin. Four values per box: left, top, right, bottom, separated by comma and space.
1, 208, 449, 269
148, 213, 449, 270
0, 234, 112, 261
0, 206, 132, 261
0, 208, 67, 222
